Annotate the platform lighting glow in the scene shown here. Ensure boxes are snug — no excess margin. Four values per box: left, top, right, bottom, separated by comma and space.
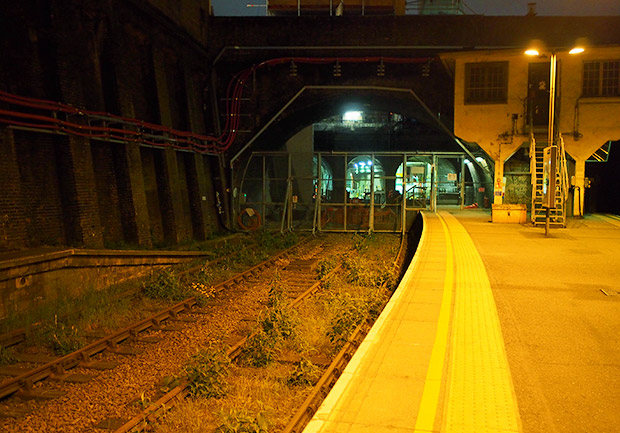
343, 111, 363, 121
525, 49, 540, 56
359, 161, 366, 167
367, 160, 372, 166
569, 47, 585, 54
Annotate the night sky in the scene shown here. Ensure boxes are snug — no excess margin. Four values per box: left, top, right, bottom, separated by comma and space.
211, 0, 620, 16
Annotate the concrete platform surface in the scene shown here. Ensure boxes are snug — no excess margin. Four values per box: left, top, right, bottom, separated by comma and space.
303, 210, 620, 433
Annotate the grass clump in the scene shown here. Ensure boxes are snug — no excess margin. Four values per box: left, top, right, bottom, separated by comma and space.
0, 346, 16, 365
287, 358, 321, 387
240, 279, 297, 368
142, 268, 188, 301
185, 346, 231, 398
216, 409, 269, 433
342, 254, 398, 291
315, 257, 337, 280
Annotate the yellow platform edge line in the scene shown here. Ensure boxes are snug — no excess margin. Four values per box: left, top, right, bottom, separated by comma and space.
442, 212, 521, 433
302, 212, 432, 433
413, 212, 454, 432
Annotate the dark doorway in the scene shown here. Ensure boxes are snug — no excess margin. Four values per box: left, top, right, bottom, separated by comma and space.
528, 63, 550, 128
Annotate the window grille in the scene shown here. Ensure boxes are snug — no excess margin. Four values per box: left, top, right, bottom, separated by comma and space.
465, 61, 508, 104
583, 60, 620, 97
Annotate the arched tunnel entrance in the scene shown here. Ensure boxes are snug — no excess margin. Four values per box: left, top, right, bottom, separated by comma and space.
231, 87, 492, 232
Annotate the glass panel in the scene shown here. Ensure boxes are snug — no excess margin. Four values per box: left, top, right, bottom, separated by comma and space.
374, 204, 401, 231
266, 179, 288, 203
292, 178, 315, 206
263, 204, 284, 230
320, 204, 344, 230
291, 203, 314, 230
437, 158, 462, 206
240, 181, 263, 204
346, 155, 374, 201
405, 156, 431, 209
265, 155, 289, 181
346, 203, 370, 230
320, 155, 346, 204
243, 154, 263, 180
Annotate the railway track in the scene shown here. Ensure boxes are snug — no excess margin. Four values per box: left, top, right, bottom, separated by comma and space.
0, 234, 316, 430
0, 232, 406, 432
113, 233, 408, 433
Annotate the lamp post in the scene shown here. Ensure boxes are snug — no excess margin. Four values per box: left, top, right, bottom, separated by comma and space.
525, 45, 584, 235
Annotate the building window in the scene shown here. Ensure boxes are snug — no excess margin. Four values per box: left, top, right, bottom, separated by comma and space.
583, 60, 620, 97
465, 61, 508, 104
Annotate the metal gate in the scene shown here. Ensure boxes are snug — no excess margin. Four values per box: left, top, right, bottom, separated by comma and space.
237, 151, 478, 233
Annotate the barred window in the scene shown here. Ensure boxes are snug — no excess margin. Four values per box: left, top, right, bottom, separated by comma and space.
583, 60, 620, 97
465, 61, 508, 104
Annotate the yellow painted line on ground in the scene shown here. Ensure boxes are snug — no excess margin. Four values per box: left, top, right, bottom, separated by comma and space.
413, 212, 454, 432
442, 212, 521, 433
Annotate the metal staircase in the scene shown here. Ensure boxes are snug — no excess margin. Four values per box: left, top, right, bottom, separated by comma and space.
529, 133, 568, 227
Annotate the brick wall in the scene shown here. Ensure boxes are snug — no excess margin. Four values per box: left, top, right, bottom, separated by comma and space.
91, 140, 125, 246
0, 130, 27, 250
140, 147, 165, 245
0, 0, 222, 251
13, 131, 66, 247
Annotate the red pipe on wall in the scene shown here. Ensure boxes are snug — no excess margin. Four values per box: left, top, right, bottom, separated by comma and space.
0, 55, 432, 154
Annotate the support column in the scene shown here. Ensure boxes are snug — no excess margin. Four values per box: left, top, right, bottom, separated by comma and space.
0, 128, 27, 249
493, 158, 505, 205
57, 136, 104, 248
116, 143, 153, 247
186, 153, 218, 240
573, 158, 586, 217
160, 148, 190, 244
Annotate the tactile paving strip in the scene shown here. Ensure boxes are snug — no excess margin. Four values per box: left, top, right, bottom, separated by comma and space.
441, 212, 521, 433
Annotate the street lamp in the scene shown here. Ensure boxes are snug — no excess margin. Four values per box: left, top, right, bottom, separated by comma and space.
525, 43, 584, 235
524, 44, 585, 145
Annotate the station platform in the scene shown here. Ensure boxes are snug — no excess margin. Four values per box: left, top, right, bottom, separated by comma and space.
303, 210, 620, 433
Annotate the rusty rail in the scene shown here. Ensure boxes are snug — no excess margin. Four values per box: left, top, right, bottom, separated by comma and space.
0, 236, 308, 401
112, 259, 340, 433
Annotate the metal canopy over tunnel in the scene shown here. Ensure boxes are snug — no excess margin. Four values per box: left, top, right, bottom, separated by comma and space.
237, 151, 490, 233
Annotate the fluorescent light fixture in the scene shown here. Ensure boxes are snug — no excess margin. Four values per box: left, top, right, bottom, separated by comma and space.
525, 49, 539, 56
569, 47, 585, 54
343, 111, 362, 121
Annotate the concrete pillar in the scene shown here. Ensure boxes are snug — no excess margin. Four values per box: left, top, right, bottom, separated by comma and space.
573, 158, 586, 217
0, 128, 27, 249
286, 125, 314, 205
493, 157, 505, 205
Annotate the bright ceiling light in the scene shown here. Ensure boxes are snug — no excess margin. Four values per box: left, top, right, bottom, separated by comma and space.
569, 47, 585, 54
525, 49, 540, 56
343, 111, 362, 121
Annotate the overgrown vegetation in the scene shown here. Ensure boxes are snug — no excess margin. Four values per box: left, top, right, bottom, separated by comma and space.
185, 346, 231, 398
287, 358, 321, 387
315, 257, 337, 280
142, 268, 189, 301
153, 233, 402, 433
0, 346, 16, 365
240, 278, 298, 368
216, 409, 269, 433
